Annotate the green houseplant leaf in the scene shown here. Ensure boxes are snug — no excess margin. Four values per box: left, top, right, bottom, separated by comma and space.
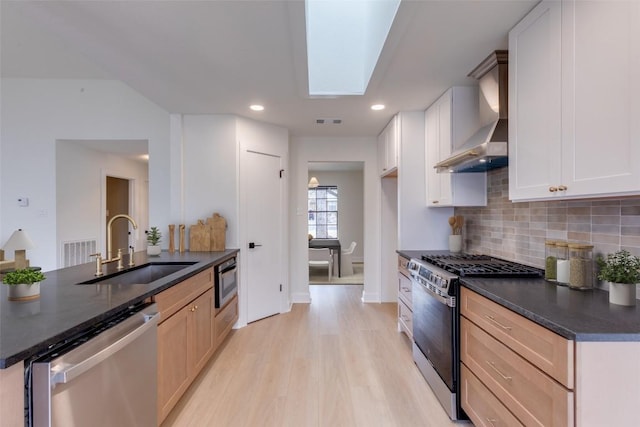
146, 226, 162, 246
597, 250, 640, 284
3, 269, 46, 285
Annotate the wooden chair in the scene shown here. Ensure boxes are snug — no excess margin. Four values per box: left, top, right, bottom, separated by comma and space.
309, 248, 333, 281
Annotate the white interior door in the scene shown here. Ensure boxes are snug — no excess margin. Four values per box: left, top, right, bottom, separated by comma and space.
245, 150, 283, 323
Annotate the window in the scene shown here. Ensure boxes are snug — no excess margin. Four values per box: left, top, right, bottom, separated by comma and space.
308, 186, 338, 238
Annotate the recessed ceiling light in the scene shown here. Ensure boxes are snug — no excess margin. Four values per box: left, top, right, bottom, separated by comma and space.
371, 104, 385, 111
250, 104, 264, 111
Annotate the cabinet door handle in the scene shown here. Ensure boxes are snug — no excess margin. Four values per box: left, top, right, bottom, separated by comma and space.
486, 361, 512, 381
432, 200, 439, 204
549, 186, 558, 192
484, 315, 512, 331
401, 287, 411, 292
558, 185, 567, 191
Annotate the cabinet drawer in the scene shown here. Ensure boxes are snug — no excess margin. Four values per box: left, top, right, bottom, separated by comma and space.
155, 268, 213, 321
398, 271, 412, 309
398, 255, 410, 277
461, 317, 573, 427
398, 298, 412, 338
215, 295, 238, 347
461, 363, 523, 427
460, 287, 574, 388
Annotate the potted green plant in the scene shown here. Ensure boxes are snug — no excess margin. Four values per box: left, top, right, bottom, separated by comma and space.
146, 226, 162, 256
3, 268, 46, 301
597, 249, 640, 306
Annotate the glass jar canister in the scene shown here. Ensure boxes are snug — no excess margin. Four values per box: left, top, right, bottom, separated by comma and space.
545, 240, 557, 281
556, 241, 570, 286
568, 243, 594, 290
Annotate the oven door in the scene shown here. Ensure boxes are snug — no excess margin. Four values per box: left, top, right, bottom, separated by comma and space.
411, 278, 457, 392
216, 259, 238, 308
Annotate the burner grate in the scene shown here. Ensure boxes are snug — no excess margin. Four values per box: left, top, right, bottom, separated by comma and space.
421, 253, 543, 278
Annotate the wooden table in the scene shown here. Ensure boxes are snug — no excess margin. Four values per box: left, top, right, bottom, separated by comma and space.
309, 239, 341, 277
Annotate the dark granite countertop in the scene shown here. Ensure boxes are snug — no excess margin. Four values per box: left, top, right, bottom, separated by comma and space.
396, 250, 425, 260
0, 250, 238, 369
396, 249, 640, 342
461, 277, 640, 342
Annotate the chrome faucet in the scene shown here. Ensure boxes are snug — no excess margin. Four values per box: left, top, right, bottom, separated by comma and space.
106, 214, 138, 267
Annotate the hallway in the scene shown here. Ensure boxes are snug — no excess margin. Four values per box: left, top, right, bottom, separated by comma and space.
163, 285, 457, 427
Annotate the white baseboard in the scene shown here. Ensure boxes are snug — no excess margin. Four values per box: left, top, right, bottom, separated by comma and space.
291, 291, 311, 303
361, 290, 380, 303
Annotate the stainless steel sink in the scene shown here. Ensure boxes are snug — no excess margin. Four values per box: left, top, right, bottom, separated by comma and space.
78, 262, 197, 285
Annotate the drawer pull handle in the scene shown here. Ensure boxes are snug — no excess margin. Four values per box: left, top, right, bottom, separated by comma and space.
486, 361, 512, 381
486, 418, 497, 427
484, 315, 512, 331
401, 287, 411, 292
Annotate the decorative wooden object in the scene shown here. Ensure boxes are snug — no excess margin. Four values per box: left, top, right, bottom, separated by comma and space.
168, 224, 176, 254
207, 213, 227, 251
189, 220, 211, 252
179, 225, 185, 253
187, 213, 227, 252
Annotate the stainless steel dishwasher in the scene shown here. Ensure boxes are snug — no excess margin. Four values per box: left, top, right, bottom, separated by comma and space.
29, 302, 159, 427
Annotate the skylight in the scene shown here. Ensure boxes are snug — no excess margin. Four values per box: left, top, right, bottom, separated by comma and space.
305, 0, 401, 96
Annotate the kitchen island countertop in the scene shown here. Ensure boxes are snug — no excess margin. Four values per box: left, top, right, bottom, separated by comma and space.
0, 250, 238, 369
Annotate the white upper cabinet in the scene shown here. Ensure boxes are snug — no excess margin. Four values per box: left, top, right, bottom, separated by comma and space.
510, 0, 640, 201
378, 115, 399, 177
509, 0, 562, 200
425, 87, 487, 207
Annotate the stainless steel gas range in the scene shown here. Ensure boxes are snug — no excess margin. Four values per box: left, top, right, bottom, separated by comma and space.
408, 253, 543, 421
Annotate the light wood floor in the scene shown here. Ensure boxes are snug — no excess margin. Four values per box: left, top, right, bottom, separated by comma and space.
163, 285, 460, 427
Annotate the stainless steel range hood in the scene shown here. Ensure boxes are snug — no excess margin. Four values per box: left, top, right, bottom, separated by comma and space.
436, 51, 508, 173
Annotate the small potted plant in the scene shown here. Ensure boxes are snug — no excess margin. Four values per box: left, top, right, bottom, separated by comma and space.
597, 249, 640, 306
146, 226, 162, 256
3, 268, 46, 301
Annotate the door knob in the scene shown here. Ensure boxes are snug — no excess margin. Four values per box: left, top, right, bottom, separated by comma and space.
248, 242, 263, 249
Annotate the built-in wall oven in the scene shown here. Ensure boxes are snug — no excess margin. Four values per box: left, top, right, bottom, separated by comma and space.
215, 256, 238, 308
408, 253, 543, 421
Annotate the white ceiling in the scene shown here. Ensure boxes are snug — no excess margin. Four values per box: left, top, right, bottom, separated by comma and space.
1, 0, 538, 138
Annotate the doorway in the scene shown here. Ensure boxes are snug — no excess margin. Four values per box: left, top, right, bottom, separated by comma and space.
307, 162, 364, 286
106, 176, 130, 253
245, 150, 285, 323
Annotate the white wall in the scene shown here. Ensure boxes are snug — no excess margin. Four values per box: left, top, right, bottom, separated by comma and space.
290, 137, 380, 303
181, 114, 238, 248
1, 78, 170, 271
306, 169, 364, 262
56, 141, 148, 265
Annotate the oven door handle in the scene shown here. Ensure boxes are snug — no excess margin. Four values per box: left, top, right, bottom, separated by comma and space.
219, 266, 237, 278
413, 280, 455, 307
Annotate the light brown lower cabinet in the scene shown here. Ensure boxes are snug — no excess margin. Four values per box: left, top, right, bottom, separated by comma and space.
460, 287, 640, 427
215, 295, 238, 348
155, 265, 239, 425
157, 288, 214, 423
460, 363, 524, 427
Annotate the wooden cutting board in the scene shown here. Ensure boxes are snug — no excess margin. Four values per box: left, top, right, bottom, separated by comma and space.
189, 220, 210, 252
207, 213, 226, 251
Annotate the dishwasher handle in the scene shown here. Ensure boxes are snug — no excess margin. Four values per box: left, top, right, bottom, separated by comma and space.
51, 310, 160, 386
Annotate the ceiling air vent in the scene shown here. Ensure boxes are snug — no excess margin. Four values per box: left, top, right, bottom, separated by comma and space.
315, 118, 342, 125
